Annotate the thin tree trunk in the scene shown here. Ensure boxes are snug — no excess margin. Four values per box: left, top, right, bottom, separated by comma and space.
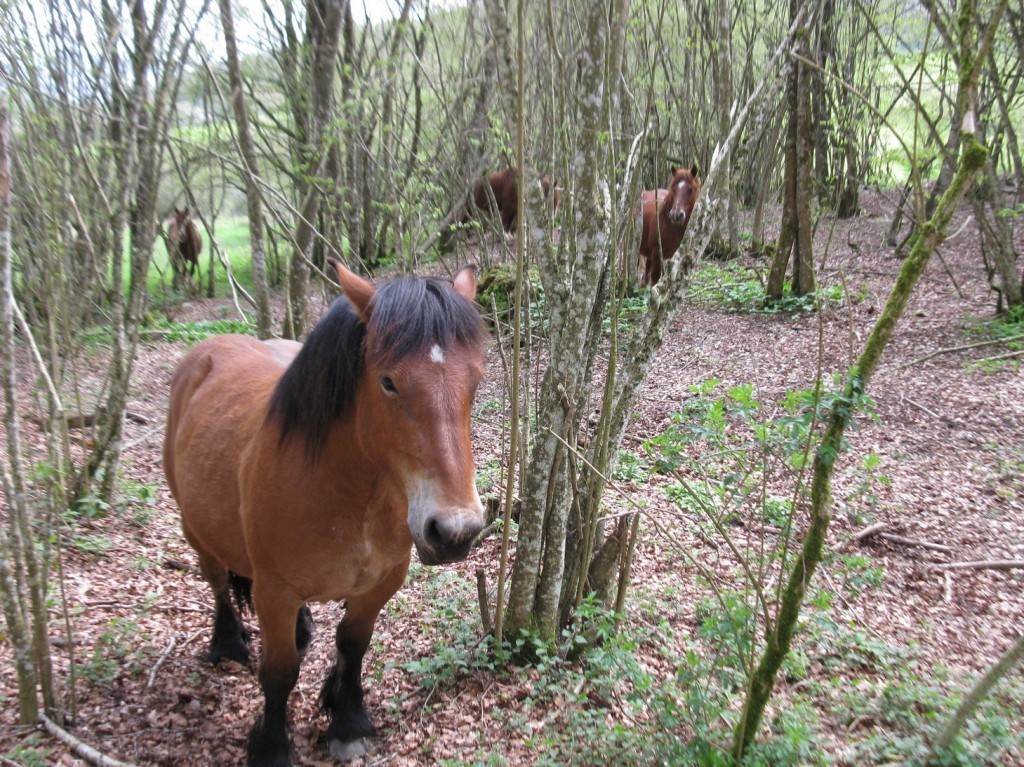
794, 23, 816, 296
219, 0, 272, 338
768, 0, 815, 298
767, 38, 800, 299
0, 99, 43, 726
282, 0, 343, 339
505, 0, 632, 645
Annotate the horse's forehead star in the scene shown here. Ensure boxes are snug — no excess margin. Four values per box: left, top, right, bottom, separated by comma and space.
430, 344, 445, 365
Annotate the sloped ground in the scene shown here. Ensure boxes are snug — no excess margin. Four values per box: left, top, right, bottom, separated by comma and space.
1, 191, 1022, 765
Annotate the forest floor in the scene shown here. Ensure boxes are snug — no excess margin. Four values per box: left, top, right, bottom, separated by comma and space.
1, 191, 1023, 766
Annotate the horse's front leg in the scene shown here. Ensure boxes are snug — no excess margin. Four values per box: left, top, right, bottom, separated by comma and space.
320, 561, 409, 760
248, 585, 303, 767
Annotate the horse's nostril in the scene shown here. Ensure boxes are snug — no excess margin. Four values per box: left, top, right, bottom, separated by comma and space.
424, 517, 445, 549
422, 512, 484, 558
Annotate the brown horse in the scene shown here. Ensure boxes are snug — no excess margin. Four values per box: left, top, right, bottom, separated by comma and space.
471, 167, 560, 232
167, 207, 202, 285
163, 260, 488, 766
637, 165, 701, 287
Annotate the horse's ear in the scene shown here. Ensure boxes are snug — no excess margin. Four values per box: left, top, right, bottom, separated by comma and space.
670, 165, 678, 174
329, 258, 376, 321
691, 164, 700, 179
452, 264, 477, 302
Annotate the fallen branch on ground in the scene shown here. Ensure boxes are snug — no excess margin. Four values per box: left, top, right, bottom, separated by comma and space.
40, 713, 138, 767
852, 522, 889, 542
974, 348, 1024, 365
877, 533, 952, 554
849, 523, 952, 554
936, 560, 1024, 571
896, 333, 1024, 370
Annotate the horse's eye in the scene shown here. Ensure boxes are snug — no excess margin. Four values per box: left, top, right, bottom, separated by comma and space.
380, 376, 398, 396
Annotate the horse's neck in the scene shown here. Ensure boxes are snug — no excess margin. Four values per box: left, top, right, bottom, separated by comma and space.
320, 420, 403, 508
656, 190, 673, 220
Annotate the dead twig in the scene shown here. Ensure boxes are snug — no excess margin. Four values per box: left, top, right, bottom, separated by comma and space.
852, 522, 889, 542
146, 637, 177, 690
896, 333, 1024, 370
906, 398, 941, 419
973, 348, 1024, 365
39, 713, 139, 767
935, 560, 1024, 571
877, 533, 953, 554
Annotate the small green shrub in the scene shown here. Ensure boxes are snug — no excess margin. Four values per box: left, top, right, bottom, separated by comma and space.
4, 735, 53, 767
74, 617, 152, 685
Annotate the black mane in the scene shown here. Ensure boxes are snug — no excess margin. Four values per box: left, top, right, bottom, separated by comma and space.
266, 274, 486, 465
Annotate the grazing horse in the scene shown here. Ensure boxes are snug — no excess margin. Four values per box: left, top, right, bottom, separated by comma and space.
637, 165, 701, 287
167, 207, 202, 285
471, 167, 560, 233
163, 260, 488, 766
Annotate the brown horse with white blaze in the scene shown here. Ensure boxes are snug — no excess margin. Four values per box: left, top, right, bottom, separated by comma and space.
638, 165, 701, 287
163, 260, 488, 766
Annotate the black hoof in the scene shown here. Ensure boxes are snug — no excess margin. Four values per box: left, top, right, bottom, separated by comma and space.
248, 716, 291, 767
207, 634, 250, 665
324, 707, 376, 746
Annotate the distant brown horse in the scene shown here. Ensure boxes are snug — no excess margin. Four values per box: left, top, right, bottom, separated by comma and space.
638, 165, 701, 287
163, 260, 488, 766
167, 207, 202, 286
471, 167, 560, 232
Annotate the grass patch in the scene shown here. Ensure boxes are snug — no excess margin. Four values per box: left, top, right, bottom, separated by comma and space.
964, 306, 1024, 373
687, 262, 844, 314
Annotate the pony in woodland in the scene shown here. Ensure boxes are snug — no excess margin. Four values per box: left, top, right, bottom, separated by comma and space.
470, 166, 560, 233
166, 207, 202, 287
637, 165, 701, 287
163, 260, 488, 766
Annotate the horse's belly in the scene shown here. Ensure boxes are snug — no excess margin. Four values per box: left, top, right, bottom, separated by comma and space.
165, 336, 286, 576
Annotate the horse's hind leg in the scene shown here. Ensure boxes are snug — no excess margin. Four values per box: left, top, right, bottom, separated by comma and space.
197, 554, 250, 664
320, 562, 408, 760
296, 604, 314, 656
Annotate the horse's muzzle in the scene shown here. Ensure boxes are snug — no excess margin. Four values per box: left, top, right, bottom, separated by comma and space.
668, 209, 688, 226
415, 509, 484, 565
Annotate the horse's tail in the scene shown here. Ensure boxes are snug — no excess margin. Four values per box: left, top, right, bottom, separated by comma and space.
229, 571, 253, 615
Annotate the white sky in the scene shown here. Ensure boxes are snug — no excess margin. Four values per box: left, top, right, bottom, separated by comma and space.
196, 0, 402, 58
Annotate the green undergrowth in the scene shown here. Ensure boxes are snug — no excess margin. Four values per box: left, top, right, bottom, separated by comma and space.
379, 377, 1022, 764
964, 305, 1024, 373
688, 261, 846, 314
388, 573, 1024, 766
79, 317, 253, 347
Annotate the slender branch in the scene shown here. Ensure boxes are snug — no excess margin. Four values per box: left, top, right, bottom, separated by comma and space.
927, 633, 1024, 762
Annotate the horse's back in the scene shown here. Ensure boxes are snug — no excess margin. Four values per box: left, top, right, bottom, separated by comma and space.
638, 189, 667, 257
164, 335, 291, 577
